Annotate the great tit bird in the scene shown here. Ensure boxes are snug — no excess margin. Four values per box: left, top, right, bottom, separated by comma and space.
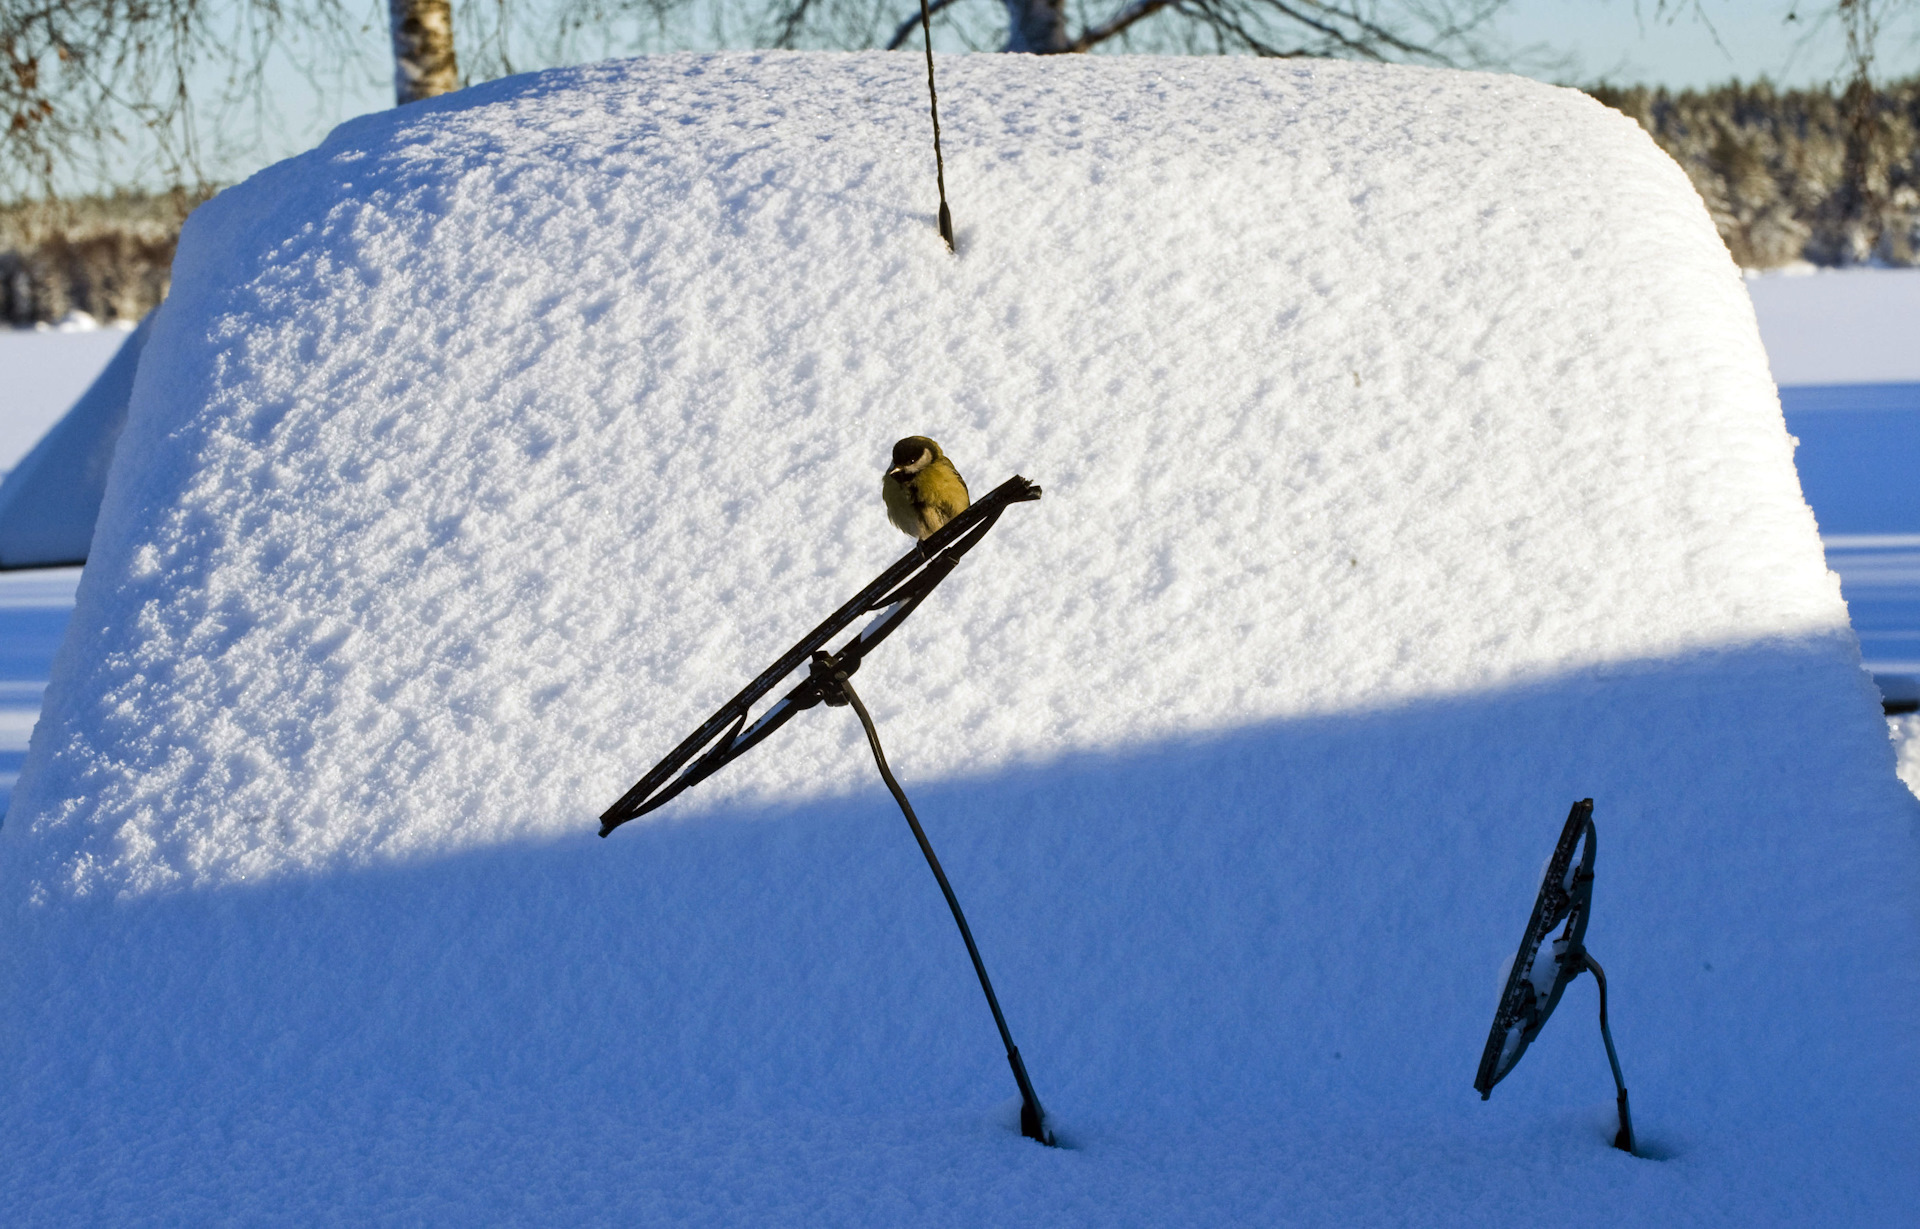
883, 435, 970, 540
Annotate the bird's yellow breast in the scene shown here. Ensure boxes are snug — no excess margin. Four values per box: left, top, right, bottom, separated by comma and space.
881, 460, 970, 540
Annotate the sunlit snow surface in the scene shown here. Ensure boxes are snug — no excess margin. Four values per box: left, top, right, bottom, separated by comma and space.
1, 53, 1915, 1225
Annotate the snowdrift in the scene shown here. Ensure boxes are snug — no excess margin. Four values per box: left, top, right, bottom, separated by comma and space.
3, 52, 1914, 1224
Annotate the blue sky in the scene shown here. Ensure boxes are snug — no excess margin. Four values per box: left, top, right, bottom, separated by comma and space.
1496, 0, 1919, 88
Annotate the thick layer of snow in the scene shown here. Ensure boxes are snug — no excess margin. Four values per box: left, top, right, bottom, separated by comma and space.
1, 53, 1915, 1224
0, 317, 150, 568
1747, 266, 1920, 385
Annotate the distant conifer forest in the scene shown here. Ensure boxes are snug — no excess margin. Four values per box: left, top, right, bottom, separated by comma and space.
1591, 78, 1920, 270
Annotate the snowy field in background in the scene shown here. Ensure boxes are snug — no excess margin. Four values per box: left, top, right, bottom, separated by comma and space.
0, 54, 1915, 1225
0, 323, 135, 472
0, 571, 78, 809
1751, 268, 1920, 804
1745, 265, 1920, 386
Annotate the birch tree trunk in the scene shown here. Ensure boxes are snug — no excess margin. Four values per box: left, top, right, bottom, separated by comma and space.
1002, 0, 1071, 52
388, 0, 460, 105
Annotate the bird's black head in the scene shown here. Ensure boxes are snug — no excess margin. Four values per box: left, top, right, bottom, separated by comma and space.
889, 436, 940, 474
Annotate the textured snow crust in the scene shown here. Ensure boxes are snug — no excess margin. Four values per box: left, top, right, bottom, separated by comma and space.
7, 55, 1853, 892
1, 52, 1915, 1225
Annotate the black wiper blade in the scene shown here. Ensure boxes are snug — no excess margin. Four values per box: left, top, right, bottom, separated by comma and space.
599, 475, 1042, 836
1475, 799, 1596, 1096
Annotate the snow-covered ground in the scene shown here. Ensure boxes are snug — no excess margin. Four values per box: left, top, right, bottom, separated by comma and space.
0, 570, 79, 811
1750, 267, 1920, 796
0, 323, 135, 472
0, 317, 151, 568
1745, 266, 1920, 387
0, 54, 1915, 1225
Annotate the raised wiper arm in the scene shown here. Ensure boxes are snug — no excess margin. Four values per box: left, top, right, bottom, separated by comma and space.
598, 474, 1043, 836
